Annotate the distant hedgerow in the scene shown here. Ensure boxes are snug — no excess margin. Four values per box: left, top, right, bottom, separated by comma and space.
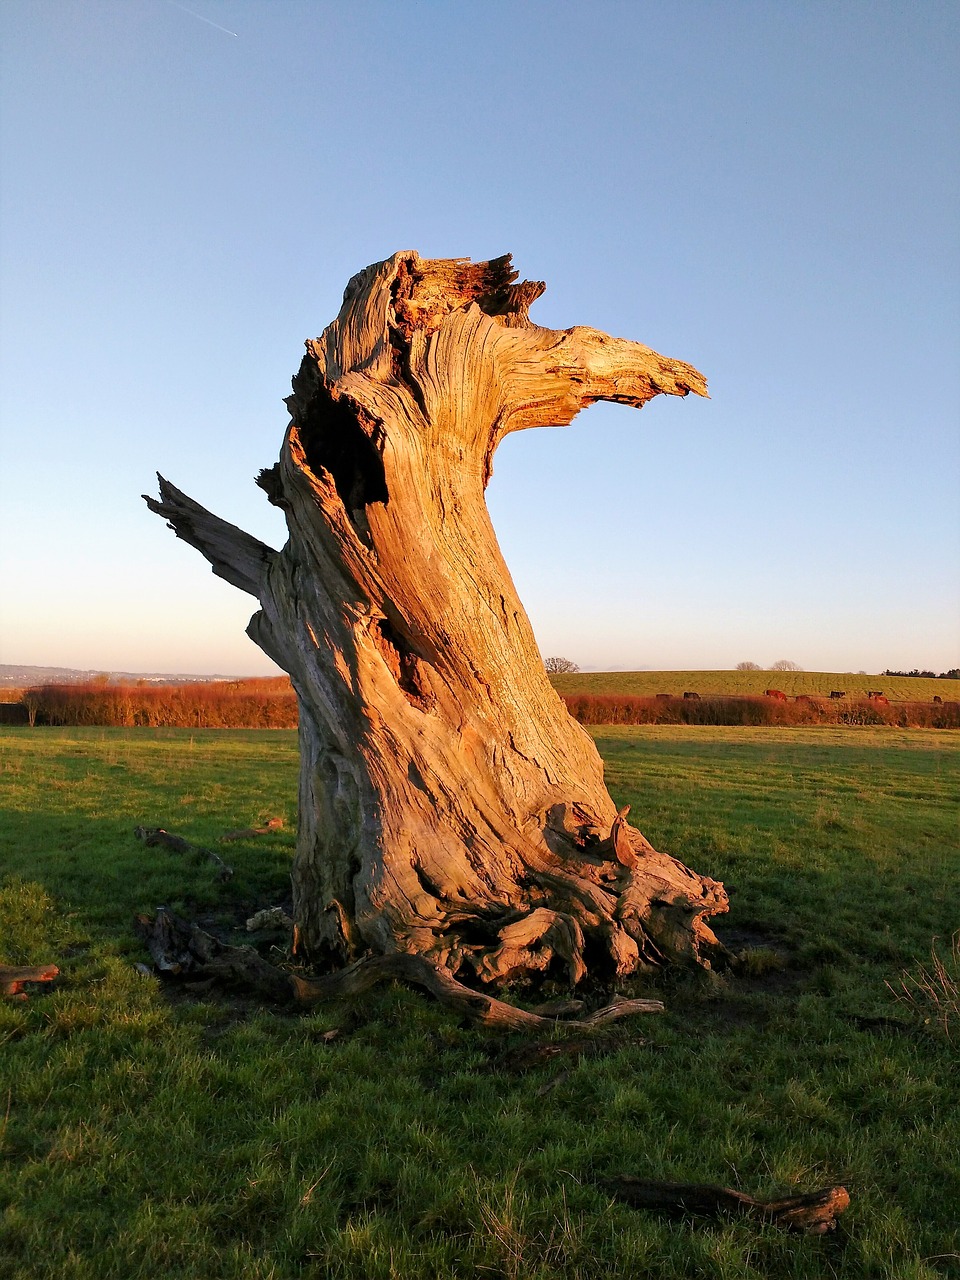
14, 682, 960, 730
884, 668, 960, 680
561, 694, 960, 729
21, 678, 297, 729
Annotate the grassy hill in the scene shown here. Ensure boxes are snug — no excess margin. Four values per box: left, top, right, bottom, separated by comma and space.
550, 669, 960, 703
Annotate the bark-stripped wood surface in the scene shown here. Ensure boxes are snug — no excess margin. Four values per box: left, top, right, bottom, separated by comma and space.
146, 252, 728, 986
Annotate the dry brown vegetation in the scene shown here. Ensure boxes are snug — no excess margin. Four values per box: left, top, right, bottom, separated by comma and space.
13, 681, 960, 730
561, 692, 960, 729
888, 930, 960, 1041
21, 678, 296, 728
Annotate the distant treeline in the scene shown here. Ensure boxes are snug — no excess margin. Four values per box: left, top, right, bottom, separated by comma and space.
883, 668, 960, 680
18, 679, 297, 729
561, 693, 960, 729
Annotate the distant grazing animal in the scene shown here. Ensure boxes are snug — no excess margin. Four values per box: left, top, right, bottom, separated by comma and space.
683, 691, 700, 700
866, 690, 884, 699
765, 689, 787, 701
830, 691, 845, 699
867, 692, 889, 704
656, 693, 672, 701
933, 695, 943, 704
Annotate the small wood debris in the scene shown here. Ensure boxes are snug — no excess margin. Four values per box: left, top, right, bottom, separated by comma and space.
0, 963, 58, 1001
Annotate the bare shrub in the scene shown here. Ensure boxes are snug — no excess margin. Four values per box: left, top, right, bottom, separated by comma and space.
887, 932, 960, 1041
735, 661, 762, 670
770, 659, 803, 671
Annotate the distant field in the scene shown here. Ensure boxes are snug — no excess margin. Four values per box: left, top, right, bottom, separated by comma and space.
551, 669, 960, 703
2, 726, 958, 1279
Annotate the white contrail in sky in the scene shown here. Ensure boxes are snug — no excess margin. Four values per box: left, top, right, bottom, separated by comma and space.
164, 0, 239, 38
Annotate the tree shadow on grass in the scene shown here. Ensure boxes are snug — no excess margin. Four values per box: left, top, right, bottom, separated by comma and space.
0, 804, 294, 952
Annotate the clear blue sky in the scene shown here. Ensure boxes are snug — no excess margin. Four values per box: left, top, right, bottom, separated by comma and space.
2, 0, 957, 675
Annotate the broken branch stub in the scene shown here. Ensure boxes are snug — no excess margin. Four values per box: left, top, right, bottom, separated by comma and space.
145, 251, 727, 987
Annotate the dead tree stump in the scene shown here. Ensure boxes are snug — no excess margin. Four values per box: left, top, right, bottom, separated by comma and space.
145, 252, 727, 987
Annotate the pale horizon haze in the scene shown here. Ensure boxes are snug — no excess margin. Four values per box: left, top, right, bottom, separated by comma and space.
1, 1, 958, 676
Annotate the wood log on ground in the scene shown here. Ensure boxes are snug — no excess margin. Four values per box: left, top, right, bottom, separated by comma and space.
134, 825, 233, 881
134, 908, 663, 1032
605, 1177, 851, 1234
0, 963, 58, 1001
145, 251, 727, 988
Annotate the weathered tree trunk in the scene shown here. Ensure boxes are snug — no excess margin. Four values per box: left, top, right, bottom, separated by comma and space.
145, 252, 727, 986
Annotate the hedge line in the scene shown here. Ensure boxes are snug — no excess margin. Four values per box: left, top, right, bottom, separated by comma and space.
20, 679, 297, 729
9, 683, 959, 730
560, 693, 960, 729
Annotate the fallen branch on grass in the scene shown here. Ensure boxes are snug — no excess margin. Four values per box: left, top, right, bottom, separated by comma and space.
133, 908, 664, 1032
134, 826, 233, 881
0, 963, 58, 1001
605, 1177, 850, 1234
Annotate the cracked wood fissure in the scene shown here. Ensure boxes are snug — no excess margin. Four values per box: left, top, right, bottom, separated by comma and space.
145, 251, 728, 985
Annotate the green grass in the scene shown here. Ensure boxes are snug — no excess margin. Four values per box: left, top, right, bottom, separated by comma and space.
2, 726, 959, 1279
550, 669, 960, 703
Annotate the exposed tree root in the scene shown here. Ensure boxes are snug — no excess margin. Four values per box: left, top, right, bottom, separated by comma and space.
133, 908, 664, 1032
294, 953, 664, 1031
605, 1177, 850, 1234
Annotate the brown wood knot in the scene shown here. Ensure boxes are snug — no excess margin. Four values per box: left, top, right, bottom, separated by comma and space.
0, 963, 59, 1001
605, 1177, 850, 1234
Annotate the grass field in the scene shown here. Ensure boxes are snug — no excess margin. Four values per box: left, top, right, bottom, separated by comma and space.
1, 726, 958, 1279
550, 670, 960, 704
